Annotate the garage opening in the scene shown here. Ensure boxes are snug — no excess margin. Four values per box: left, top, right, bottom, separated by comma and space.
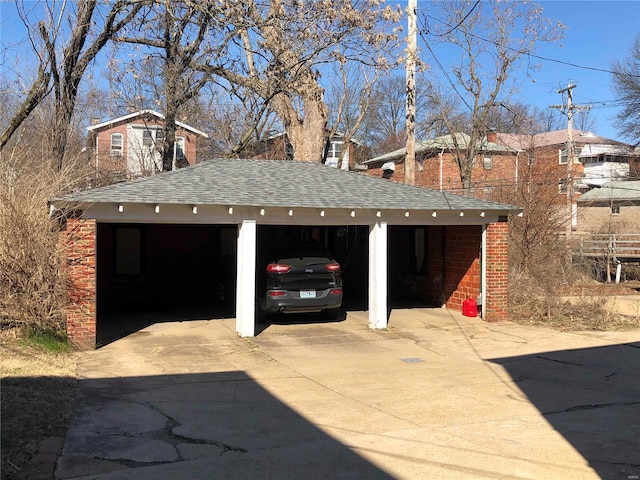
96, 223, 237, 344
254, 225, 473, 324
388, 225, 481, 311
95, 222, 481, 343
255, 225, 369, 324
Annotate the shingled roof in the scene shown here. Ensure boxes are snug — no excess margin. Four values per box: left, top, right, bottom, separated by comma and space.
365, 133, 517, 167
577, 181, 640, 202
52, 158, 517, 213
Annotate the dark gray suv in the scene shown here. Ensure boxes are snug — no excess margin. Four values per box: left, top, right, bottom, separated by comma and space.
258, 248, 343, 320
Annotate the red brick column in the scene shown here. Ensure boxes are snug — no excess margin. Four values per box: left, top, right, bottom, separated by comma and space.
485, 222, 509, 322
62, 218, 97, 349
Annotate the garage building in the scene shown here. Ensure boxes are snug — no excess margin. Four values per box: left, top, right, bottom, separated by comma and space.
50, 158, 518, 349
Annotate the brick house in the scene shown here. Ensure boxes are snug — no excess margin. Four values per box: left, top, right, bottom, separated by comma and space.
367, 130, 638, 192
50, 158, 519, 349
86, 110, 209, 181
251, 132, 366, 170
498, 130, 638, 188
363, 133, 521, 194
365, 130, 638, 229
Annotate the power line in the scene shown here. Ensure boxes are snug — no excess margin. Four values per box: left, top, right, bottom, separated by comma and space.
420, 13, 640, 79
428, 0, 480, 37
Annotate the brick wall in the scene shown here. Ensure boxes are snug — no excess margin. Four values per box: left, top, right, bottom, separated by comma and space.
443, 225, 482, 311
365, 151, 521, 192
485, 222, 509, 322
365, 146, 585, 203
424, 226, 445, 305
62, 218, 97, 350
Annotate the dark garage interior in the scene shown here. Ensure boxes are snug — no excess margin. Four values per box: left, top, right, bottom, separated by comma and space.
95, 223, 470, 344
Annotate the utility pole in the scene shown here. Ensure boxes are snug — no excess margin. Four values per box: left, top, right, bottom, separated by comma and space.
550, 84, 590, 243
405, 0, 417, 186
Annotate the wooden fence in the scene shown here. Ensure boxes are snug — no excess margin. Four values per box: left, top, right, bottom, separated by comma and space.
575, 234, 640, 261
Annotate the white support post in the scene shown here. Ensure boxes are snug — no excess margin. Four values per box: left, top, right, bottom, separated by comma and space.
236, 220, 256, 337
368, 221, 388, 329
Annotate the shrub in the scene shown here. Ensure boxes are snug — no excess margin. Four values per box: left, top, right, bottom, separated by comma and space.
0, 155, 85, 336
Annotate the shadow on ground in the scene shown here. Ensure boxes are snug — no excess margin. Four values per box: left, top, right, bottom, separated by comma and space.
489, 342, 640, 480
96, 307, 235, 347
57, 371, 394, 479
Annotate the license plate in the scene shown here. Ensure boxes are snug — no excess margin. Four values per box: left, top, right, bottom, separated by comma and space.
300, 289, 316, 299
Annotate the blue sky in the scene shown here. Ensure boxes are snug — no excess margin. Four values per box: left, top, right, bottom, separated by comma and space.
1, 1, 639, 142
412, 0, 640, 141
513, 1, 640, 141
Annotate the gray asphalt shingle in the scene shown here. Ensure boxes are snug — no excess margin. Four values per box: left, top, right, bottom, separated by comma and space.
578, 181, 640, 202
52, 158, 517, 212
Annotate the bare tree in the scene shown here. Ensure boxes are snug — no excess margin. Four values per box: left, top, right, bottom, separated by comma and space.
195, 81, 280, 159
420, 0, 564, 188
0, 0, 146, 170
196, 0, 402, 162
574, 109, 597, 133
612, 34, 640, 145
359, 76, 446, 155
358, 76, 408, 154
541, 105, 566, 133
484, 102, 554, 135
323, 62, 380, 168
114, 1, 225, 171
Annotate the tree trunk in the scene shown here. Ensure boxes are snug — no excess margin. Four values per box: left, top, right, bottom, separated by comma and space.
162, 105, 178, 172
285, 95, 328, 162
52, 92, 75, 171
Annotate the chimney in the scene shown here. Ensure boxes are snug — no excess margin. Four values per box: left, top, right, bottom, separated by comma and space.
486, 129, 497, 143
91, 117, 101, 126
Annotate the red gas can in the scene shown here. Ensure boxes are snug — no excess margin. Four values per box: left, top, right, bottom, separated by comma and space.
462, 297, 477, 317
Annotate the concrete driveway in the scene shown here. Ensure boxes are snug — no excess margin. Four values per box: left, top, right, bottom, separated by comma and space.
57, 309, 640, 480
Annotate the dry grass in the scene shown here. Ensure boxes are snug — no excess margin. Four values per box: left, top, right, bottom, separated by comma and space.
0, 331, 78, 480
510, 271, 640, 331
511, 299, 640, 331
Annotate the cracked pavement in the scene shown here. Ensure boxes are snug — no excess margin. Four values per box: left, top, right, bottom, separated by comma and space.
56, 309, 640, 479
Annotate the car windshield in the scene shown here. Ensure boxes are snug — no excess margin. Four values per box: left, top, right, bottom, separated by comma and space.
276, 256, 333, 267
271, 248, 334, 266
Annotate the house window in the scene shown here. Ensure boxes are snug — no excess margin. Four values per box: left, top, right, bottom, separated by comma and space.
332, 141, 343, 157
142, 129, 153, 147
483, 155, 493, 170
175, 136, 185, 160
325, 140, 344, 167
110, 133, 123, 156
285, 143, 294, 161
559, 149, 568, 165
559, 147, 582, 164
611, 206, 620, 215
115, 227, 142, 276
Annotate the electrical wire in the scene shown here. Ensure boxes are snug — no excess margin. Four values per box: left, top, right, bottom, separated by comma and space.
420, 36, 473, 113
426, 0, 481, 37
420, 12, 640, 79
